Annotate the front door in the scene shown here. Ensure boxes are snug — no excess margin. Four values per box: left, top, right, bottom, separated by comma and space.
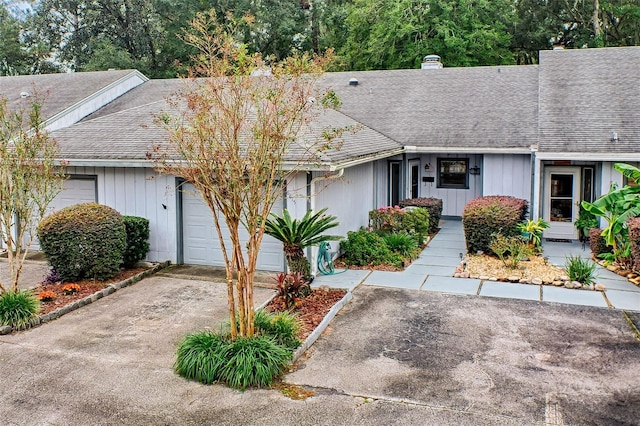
543, 167, 581, 240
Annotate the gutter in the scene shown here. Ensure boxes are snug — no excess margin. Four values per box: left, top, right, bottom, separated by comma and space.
535, 152, 640, 161
403, 146, 532, 155
307, 168, 344, 277
281, 147, 405, 172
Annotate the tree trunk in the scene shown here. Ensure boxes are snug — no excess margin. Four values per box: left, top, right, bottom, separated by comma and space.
284, 244, 311, 280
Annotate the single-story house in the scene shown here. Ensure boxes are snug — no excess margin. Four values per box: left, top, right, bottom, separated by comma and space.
1, 46, 638, 272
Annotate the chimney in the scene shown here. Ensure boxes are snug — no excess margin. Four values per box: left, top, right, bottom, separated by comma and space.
421, 55, 443, 70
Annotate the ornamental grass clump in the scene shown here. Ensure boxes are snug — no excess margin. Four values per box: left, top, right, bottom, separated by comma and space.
489, 234, 533, 269
383, 232, 420, 259
254, 309, 301, 350
174, 331, 231, 385
0, 290, 40, 327
565, 255, 598, 286
220, 336, 291, 390
175, 310, 302, 388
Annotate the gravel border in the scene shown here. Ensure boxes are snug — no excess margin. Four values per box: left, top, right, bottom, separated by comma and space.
0, 261, 171, 335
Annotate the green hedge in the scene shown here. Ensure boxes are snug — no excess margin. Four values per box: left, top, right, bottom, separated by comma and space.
122, 216, 150, 267
628, 219, 640, 272
369, 206, 430, 244
399, 197, 443, 233
589, 228, 612, 259
340, 228, 403, 267
37, 203, 127, 281
462, 196, 528, 254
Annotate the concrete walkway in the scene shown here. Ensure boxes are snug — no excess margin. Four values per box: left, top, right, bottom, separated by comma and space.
313, 220, 640, 312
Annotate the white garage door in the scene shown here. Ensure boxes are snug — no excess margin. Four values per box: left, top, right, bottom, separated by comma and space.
49, 177, 97, 212
181, 184, 285, 271
29, 177, 97, 250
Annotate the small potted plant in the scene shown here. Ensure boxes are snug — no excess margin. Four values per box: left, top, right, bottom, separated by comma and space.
518, 218, 550, 249
574, 206, 599, 242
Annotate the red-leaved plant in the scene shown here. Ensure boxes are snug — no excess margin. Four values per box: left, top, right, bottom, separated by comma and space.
274, 272, 311, 309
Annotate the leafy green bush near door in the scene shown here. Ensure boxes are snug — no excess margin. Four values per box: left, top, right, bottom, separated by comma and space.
339, 228, 404, 268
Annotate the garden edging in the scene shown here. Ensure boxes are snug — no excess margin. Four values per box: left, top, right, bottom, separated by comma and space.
0, 261, 171, 335
292, 291, 353, 362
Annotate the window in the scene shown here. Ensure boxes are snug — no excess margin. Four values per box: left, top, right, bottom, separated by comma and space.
437, 159, 469, 189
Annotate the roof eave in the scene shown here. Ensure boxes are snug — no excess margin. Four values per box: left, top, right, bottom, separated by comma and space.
404, 146, 533, 155
536, 152, 640, 161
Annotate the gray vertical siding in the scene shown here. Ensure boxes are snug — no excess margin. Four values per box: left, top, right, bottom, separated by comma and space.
65, 166, 177, 263
314, 163, 375, 237
482, 154, 532, 203
416, 153, 483, 216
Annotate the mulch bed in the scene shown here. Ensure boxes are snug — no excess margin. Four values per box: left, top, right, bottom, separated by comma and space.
265, 288, 347, 341
35, 268, 147, 315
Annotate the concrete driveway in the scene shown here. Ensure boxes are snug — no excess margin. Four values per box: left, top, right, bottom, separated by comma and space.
288, 287, 640, 425
1, 275, 639, 425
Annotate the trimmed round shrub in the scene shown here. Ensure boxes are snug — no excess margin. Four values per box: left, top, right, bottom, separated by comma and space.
589, 228, 612, 258
122, 216, 150, 267
399, 197, 443, 233
37, 203, 127, 281
462, 196, 528, 254
0, 290, 40, 327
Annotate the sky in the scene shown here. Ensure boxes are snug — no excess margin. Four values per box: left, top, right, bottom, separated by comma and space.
3, 0, 33, 18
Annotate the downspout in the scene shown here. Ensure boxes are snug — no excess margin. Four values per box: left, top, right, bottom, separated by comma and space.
530, 145, 539, 220
307, 168, 345, 277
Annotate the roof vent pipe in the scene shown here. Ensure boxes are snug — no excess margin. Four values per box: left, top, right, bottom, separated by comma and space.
421, 55, 443, 69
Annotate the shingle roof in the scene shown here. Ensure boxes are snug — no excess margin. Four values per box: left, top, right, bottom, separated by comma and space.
322, 65, 539, 152
538, 46, 640, 154
0, 70, 143, 125
52, 80, 402, 168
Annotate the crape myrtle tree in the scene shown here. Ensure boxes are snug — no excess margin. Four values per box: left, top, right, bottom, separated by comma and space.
0, 94, 66, 293
156, 10, 341, 339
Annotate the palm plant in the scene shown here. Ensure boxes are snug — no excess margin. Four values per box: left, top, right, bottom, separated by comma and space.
265, 208, 340, 280
581, 163, 640, 266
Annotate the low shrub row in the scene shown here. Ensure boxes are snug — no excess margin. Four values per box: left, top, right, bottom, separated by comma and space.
340, 228, 421, 268
629, 218, 640, 272
399, 197, 443, 234
368, 205, 430, 243
589, 228, 612, 259
462, 195, 528, 254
